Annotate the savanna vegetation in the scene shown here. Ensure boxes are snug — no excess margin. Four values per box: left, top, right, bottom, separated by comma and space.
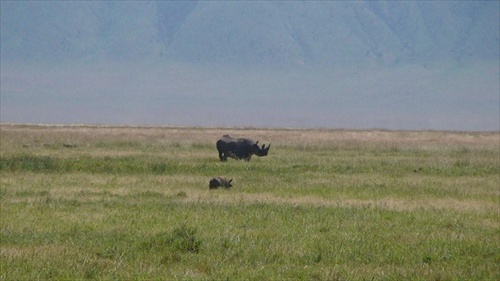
1, 124, 498, 280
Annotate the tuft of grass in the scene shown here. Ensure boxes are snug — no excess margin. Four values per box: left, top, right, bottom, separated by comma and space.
142, 225, 202, 254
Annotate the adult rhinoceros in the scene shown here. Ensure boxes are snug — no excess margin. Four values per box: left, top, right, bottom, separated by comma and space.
216, 135, 270, 161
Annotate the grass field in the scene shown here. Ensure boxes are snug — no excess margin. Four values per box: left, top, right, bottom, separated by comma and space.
1, 124, 499, 280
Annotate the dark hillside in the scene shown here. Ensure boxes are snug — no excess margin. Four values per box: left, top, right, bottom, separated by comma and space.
2, 1, 498, 66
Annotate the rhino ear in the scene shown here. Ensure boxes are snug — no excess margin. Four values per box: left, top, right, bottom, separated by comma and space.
255, 141, 259, 145
261, 144, 265, 149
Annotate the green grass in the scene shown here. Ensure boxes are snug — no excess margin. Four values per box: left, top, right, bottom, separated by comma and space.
1, 125, 499, 280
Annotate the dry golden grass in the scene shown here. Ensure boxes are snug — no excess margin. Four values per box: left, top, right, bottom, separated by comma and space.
179, 190, 499, 215
2, 123, 498, 150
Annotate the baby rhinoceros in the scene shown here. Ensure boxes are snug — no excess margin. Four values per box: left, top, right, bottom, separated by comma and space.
209, 176, 233, 189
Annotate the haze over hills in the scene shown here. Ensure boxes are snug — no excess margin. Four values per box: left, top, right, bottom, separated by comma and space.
1, 1, 499, 131
2, 1, 498, 65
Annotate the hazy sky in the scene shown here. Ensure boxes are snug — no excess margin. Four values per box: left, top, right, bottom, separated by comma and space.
1, 1, 499, 131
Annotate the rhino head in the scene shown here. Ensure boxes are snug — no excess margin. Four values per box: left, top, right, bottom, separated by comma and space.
253, 141, 271, 157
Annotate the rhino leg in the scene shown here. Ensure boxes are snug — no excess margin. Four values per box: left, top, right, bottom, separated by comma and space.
227, 151, 239, 160
219, 151, 227, 161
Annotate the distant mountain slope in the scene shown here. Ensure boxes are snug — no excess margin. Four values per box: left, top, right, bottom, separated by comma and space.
1, 1, 498, 131
1, 1, 498, 66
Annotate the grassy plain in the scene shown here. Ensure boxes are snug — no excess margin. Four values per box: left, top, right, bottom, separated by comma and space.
0, 124, 499, 280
